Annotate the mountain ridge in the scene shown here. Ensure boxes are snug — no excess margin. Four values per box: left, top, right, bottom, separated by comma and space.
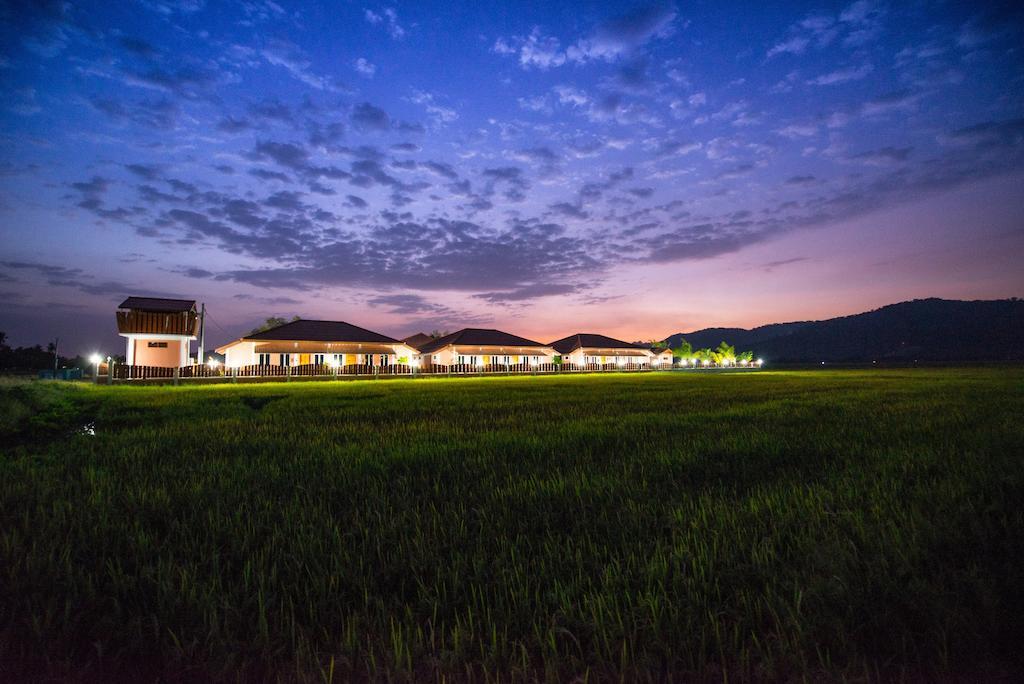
661, 298, 1024, 362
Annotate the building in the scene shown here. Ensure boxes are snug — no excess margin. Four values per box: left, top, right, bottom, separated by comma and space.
216, 319, 418, 368
416, 328, 556, 368
117, 297, 199, 367
649, 346, 675, 366
401, 332, 434, 351
548, 333, 654, 367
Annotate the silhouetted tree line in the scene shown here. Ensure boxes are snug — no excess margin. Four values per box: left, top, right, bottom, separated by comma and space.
0, 331, 88, 371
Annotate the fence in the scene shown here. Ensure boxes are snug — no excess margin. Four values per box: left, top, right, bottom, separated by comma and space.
102, 359, 691, 383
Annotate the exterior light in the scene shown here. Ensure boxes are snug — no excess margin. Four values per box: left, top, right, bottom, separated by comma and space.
617, 358, 625, 366
702, 359, 709, 366
740, 359, 748, 366
328, 358, 339, 368
207, 358, 220, 368
756, 358, 764, 366
89, 353, 102, 366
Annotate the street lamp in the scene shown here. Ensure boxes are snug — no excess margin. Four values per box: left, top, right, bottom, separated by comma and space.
89, 353, 102, 383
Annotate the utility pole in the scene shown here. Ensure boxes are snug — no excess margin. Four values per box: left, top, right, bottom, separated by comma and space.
198, 302, 206, 365
52, 337, 59, 378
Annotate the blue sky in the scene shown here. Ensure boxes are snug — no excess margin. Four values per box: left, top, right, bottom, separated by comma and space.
1, 0, 1022, 353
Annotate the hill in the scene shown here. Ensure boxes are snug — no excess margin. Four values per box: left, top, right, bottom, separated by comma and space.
663, 298, 1024, 362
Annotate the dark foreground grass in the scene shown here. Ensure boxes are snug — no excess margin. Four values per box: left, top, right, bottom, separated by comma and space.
1, 369, 1022, 681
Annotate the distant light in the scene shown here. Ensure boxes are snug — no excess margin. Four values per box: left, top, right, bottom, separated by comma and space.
702, 359, 709, 366
821, 361, 825, 365
207, 358, 220, 368
89, 353, 102, 365
740, 359, 748, 366
756, 359, 763, 366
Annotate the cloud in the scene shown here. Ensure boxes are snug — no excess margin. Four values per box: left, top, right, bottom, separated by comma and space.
260, 39, 338, 91
516, 28, 566, 69
353, 57, 376, 77
474, 282, 579, 303
409, 90, 458, 124
364, 7, 406, 39
350, 101, 412, 132
806, 63, 873, 85
767, 36, 809, 58
847, 146, 912, 166
89, 96, 180, 129
495, 3, 676, 70
0, 260, 138, 298
567, 2, 677, 63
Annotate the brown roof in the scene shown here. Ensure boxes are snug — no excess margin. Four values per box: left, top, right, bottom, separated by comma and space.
119, 296, 196, 313
402, 332, 434, 350
549, 333, 649, 354
243, 319, 399, 343
417, 328, 548, 354
651, 347, 673, 355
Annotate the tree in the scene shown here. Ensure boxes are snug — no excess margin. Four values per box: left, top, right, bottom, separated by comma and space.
672, 338, 692, 359
693, 348, 713, 364
650, 339, 667, 350
249, 316, 299, 335
738, 350, 754, 363
428, 329, 449, 339
712, 341, 736, 365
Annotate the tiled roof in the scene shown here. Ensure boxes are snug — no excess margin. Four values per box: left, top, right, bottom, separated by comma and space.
118, 296, 196, 313
548, 333, 649, 354
417, 328, 548, 354
402, 332, 434, 350
243, 319, 398, 343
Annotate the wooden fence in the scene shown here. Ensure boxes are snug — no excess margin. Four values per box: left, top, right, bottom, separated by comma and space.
106, 360, 671, 383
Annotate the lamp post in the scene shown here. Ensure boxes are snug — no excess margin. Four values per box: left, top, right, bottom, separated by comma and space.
89, 354, 102, 384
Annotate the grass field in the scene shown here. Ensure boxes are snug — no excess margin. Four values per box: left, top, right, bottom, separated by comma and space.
1, 369, 1022, 681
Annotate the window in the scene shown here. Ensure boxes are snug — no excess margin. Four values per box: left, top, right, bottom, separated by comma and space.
470, 355, 479, 366
457, 355, 466, 365
313, 354, 325, 365
501, 355, 510, 365
258, 353, 271, 366
279, 353, 290, 367
333, 353, 344, 365
379, 354, 389, 366
363, 353, 374, 367
147, 341, 168, 348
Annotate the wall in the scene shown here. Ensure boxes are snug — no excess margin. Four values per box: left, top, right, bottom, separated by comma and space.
132, 338, 185, 367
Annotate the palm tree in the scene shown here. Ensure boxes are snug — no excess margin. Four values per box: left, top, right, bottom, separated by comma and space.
672, 339, 692, 360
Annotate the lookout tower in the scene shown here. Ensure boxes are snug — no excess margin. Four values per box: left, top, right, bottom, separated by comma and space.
116, 297, 200, 367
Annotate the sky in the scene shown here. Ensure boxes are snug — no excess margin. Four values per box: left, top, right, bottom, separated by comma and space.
1, 0, 1022, 354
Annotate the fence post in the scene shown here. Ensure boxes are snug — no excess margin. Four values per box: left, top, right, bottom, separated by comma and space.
286, 365, 291, 382
232, 366, 238, 383
173, 366, 180, 386
107, 359, 113, 385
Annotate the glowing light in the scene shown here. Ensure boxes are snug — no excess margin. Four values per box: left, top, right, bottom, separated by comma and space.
207, 358, 220, 368
740, 359, 748, 366
617, 358, 625, 366
702, 359, 710, 366
328, 357, 340, 368
756, 359, 764, 366
89, 353, 102, 365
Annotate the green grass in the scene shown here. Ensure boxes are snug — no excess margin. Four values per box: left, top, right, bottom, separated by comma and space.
1, 369, 1022, 681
